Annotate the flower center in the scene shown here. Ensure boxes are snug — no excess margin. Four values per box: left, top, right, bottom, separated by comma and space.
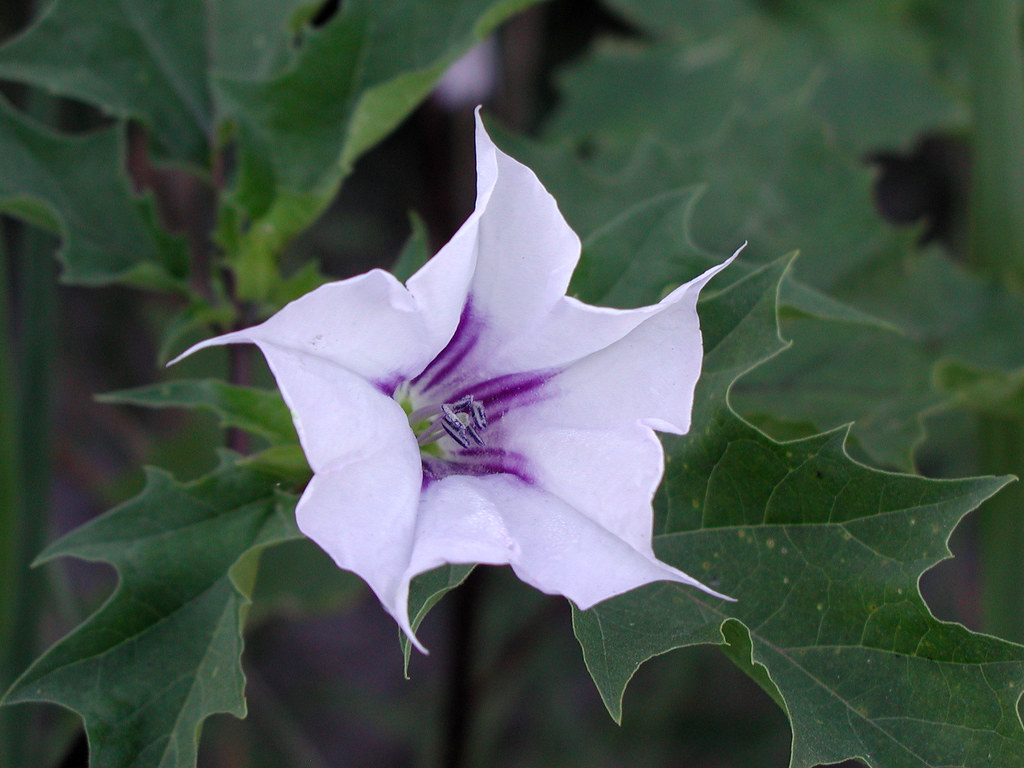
408, 394, 488, 450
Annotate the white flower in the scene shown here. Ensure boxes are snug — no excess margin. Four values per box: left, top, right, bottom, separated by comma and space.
174, 111, 737, 651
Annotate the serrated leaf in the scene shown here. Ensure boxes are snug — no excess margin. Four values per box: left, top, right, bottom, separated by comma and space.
1, 457, 301, 768
0, 0, 316, 163
0, 96, 188, 289
574, 186, 723, 307
217, 0, 541, 241
99, 379, 298, 446
738, 252, 1024, 468
596, 0, 965, 153
732, 312, 941, 469
496, 27, 993, 468
574, 184, 891, 329
572, 257, 1023, 768
563, 178, 917, 468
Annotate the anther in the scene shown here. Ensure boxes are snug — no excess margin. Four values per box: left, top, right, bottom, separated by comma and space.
415, 395, 489, 449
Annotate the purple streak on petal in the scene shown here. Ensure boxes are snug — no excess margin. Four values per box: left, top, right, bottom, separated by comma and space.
373, 374, 404, 397
421, 469, 436, 491
411, 301, 480, 394
447, 370, 556, 421
421, 448, 533, 485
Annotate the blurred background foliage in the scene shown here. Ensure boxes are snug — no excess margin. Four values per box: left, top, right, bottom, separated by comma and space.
1, 0, 1023, 766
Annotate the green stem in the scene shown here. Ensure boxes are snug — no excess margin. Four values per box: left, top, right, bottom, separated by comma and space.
978, 419, 1024, 641
0, 225, 25, 768
0, 221, 59, 768
0, 74, 62, 768
966, 0, 1024, 641
965, 0, 1024, 282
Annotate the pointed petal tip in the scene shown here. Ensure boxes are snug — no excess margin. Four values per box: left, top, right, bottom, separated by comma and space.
397, 612, 429, 655
165, 338, 209, 367
406, 629, 429, 655
706, 241, 746, 280
681, 575, 736, 603
661, 560, 735, 603
391, 578, 430, 654
165, 330, 253, 368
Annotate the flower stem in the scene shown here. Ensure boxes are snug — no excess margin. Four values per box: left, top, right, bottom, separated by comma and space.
965, 0, 1024, 641
965, 0, 1024, 284
0, 221, 59, 767
0, 224, 25, 768
440, 572, 481, 768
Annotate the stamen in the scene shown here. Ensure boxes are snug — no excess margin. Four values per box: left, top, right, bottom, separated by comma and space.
411, 395, 489, 449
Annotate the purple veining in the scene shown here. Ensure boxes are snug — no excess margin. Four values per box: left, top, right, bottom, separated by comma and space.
374, 374, 404, 397
410, 301, 480, 394
421, 447, 533, 486
404, 295, 556, 484
457, 370, 554, 418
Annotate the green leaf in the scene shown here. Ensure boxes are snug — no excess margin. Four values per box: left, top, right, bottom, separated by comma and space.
732, 311, 942, 469
575, 186, 723, 308
565, 177, 918, 466
0, 96, 188, 289
98, 379, 298, 446
573, 259, 1023, 767
1, 456, 301, 768
391, 212, 432, 283
266, 261, 331, 308
401, 564, 475, 671
497, 26, 1005, 469
935, 361, 1024, 419
745, 251, 1024, 467
574, 184, 891, 328
597, 0, 965, 152
239, 445, 311, 486
217, 0, 542, 248
0, 0, 316, 163
249, 538, 363, 624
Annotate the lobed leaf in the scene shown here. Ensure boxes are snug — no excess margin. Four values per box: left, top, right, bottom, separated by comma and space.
0, 0, 539, 299
572, 257, 1023, 768
0, 0, 316, 164
0, 96, 188, 289
99, 379, 298, 446
501, 17, 1021, 470
1, 457, 301, 768
217, 0, 542, 250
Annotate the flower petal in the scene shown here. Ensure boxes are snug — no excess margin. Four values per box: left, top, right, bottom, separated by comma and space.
412, 113, 589, 394
293, 397, 426, 650
500, 423, 665, 555
418, 116, 741, 388
170, 264, 473, 391
527, 254, 736, 436
401, 474, 728, 619
252, 343, 412, 473
491, 254, 737, 549
465, 109, 582, 345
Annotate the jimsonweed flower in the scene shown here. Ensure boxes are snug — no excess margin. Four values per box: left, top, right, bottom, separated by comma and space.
175, 112, 737, 650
